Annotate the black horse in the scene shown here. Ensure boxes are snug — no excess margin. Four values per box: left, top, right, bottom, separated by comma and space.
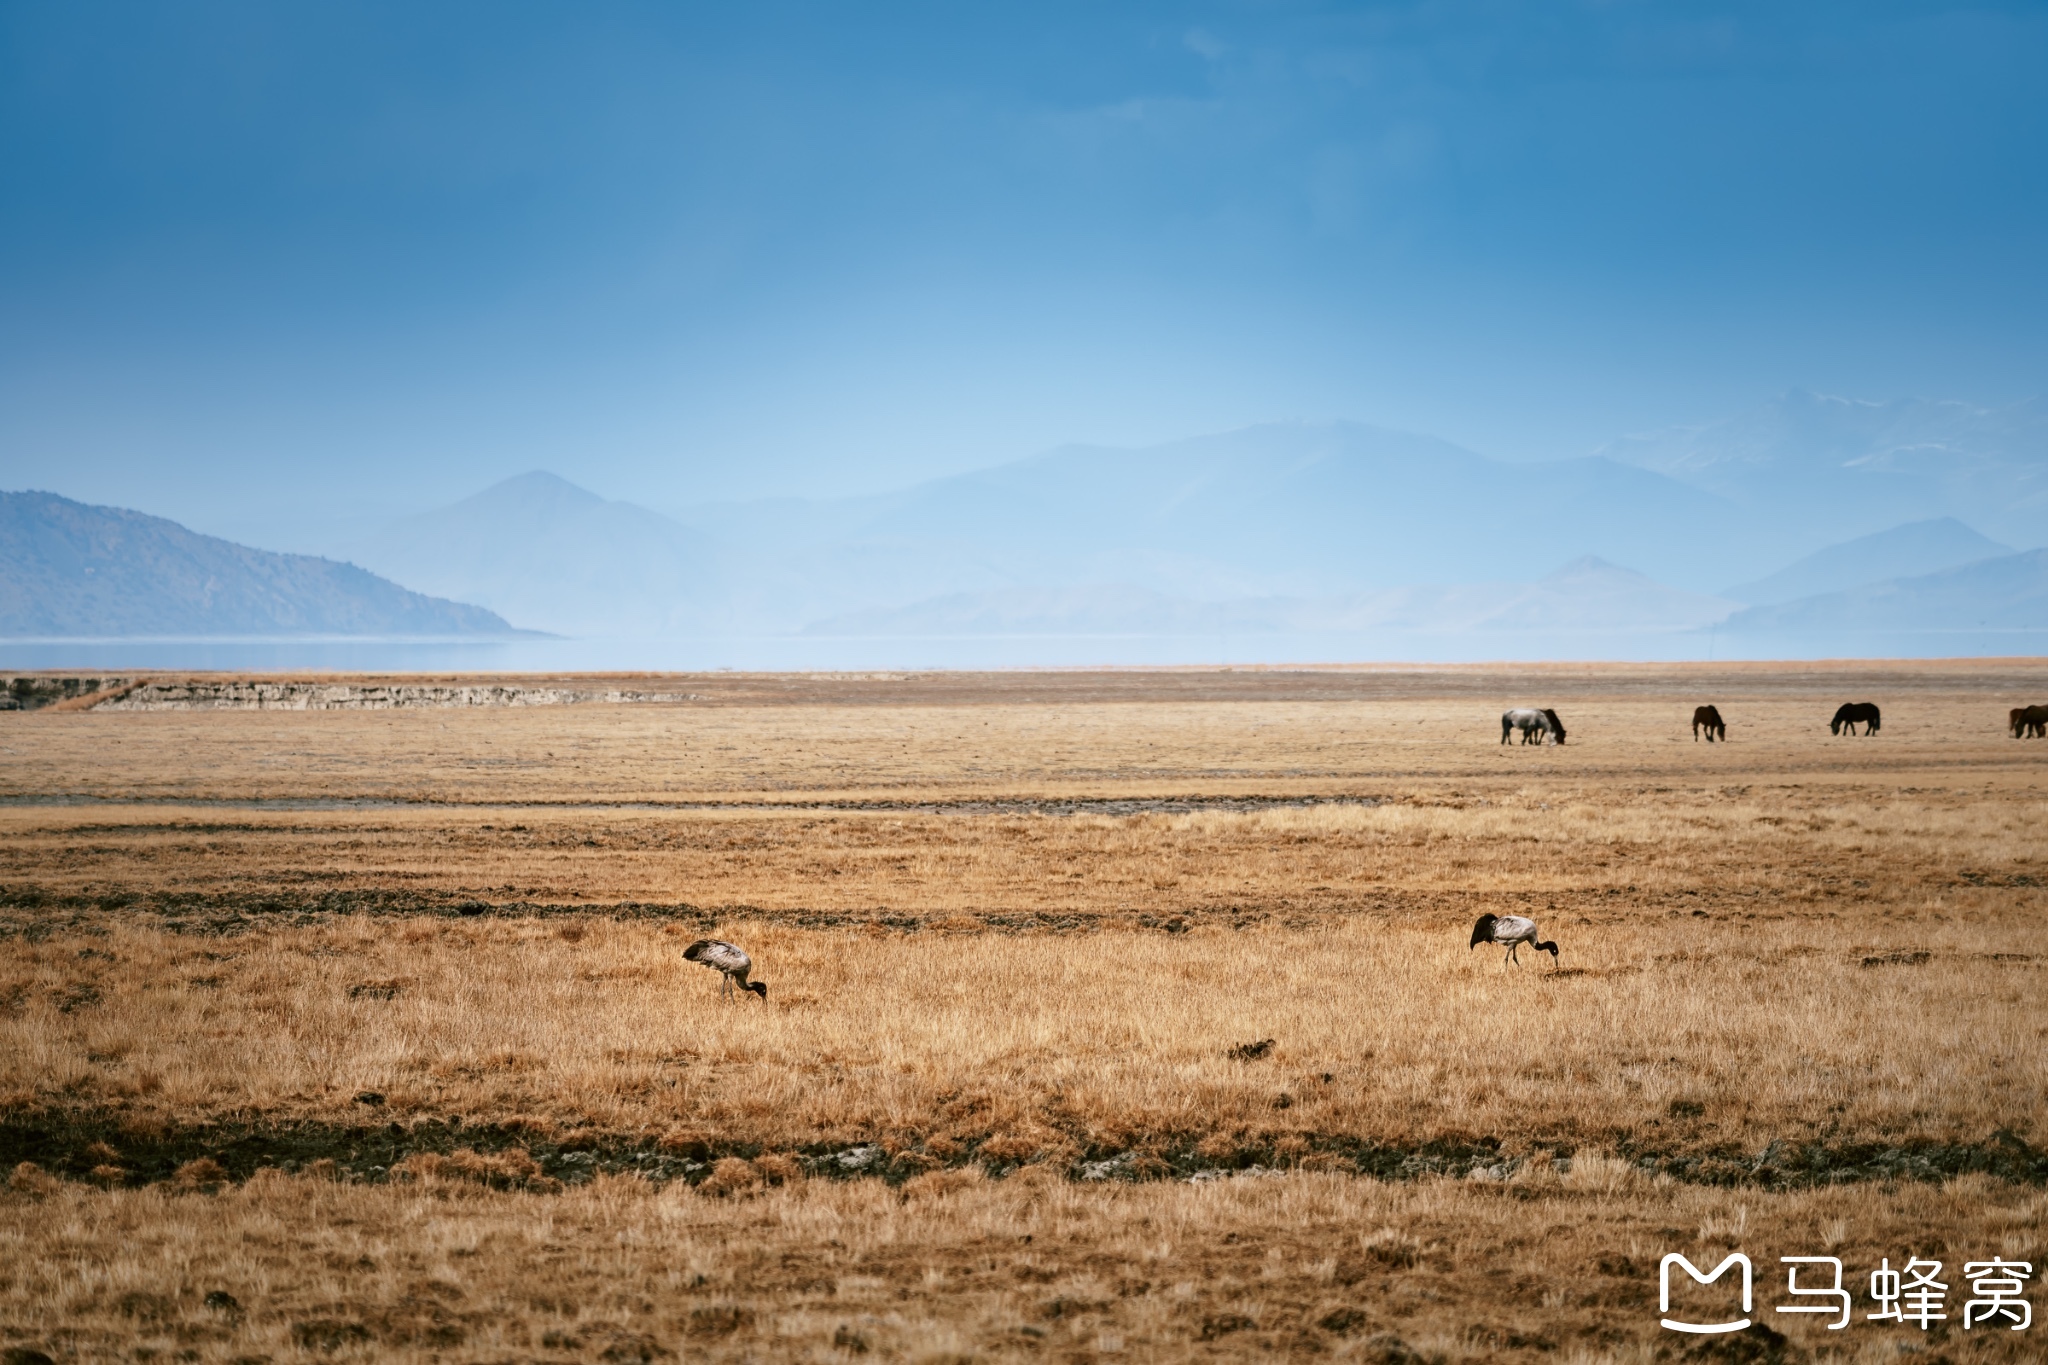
1830, 702, 1881, 736
2012, 704, 2048, 738
1691, 705, 1726, 742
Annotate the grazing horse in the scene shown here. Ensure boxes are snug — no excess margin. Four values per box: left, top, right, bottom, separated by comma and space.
1692, 705, 1726, 742
1830, 702, 1881, 736
2014, 704, 2048, 738
1501, 708, 1565, 745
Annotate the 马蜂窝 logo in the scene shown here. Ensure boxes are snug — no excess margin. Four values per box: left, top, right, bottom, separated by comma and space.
1658, 1253, 2031, 1335
1661, 1253, 1752, 1333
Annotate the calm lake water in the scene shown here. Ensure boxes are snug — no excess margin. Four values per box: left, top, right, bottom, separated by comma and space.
3, 630, 2044, 673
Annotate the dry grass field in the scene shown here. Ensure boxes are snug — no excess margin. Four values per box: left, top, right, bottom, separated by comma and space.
3, 662, 2046, 1362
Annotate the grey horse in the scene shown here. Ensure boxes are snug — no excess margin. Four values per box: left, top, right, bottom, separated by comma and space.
1500, 708, 1566, 745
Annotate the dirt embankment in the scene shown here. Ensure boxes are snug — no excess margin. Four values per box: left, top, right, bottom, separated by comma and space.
95, 681, 708, 710
0, 676, 136, 711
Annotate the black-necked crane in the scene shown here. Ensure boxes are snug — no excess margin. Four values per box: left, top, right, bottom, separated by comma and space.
683, 939, 768, 1000
1469, 913, 1559, 966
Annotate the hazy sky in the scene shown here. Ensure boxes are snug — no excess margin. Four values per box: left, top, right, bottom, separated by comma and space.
3, 1, 2045, 548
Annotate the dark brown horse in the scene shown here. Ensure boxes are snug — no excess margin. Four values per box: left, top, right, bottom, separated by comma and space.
1830, 702, 1881, 736
2014, 704, 2048, 738
1691, 705, 1726, 742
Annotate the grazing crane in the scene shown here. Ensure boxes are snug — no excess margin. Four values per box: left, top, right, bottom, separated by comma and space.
683, 939, 768, 1000
1469, 913, 1560, 966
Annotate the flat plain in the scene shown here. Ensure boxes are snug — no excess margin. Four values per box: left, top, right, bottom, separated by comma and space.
3, 661, 2046, 1362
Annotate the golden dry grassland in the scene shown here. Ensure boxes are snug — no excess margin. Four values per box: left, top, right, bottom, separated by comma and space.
3, 911, 2044, 1158
3, 663, 2047, 1362
6, 1165, 2045, 1363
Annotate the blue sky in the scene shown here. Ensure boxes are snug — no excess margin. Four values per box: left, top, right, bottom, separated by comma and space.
3, 1, 2045, 546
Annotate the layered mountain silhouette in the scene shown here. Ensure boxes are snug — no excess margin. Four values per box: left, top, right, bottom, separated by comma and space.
806, 558, 1736, 636
679, 421, 1758, 604
330, 400, 2046, 648
0, 491, 520, 636
1724, 518, 2012, 605
1723, 548, 2048, 634
342, 472, 715, 638
336, 424, 1767, 639
39, 390, 2041, 652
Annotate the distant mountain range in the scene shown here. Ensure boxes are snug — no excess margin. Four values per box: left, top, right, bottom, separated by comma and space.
11, 388, 2045, 650
328, 396, 2038, 647
0, 491, 522, 637
328, 398, 2048, 647
675, 420, 1765, 603
1723, 547, 2048, 634
335, 422, 1785, 637
343, 472, 713, 638
1723, 518, 2013, 605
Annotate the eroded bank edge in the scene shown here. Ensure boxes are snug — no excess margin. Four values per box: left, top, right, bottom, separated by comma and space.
4, 1114, 2042, 1193
6, 883, 1961, 945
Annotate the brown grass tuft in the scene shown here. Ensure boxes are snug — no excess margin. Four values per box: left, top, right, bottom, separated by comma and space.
902, 1166, 986, 1199
752, 1151, 801, 1185
698, 1156, 760, 1196
392, 1146, 560, 1193
6, 1162, 60, 1196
